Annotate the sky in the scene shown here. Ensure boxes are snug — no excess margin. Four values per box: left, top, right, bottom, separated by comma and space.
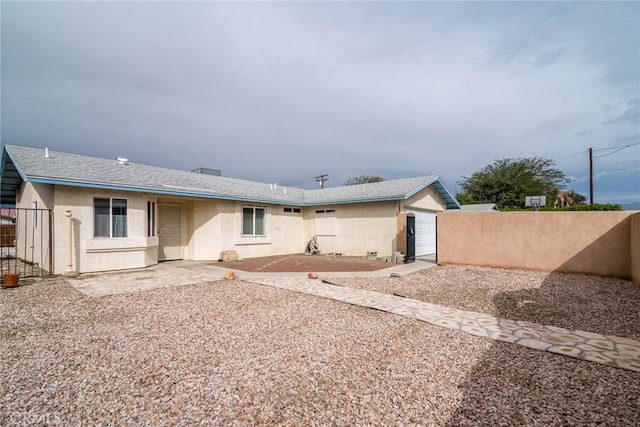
1, 1, 639, 205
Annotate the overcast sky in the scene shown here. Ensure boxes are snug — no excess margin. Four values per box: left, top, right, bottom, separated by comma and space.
1, 2, 638, 204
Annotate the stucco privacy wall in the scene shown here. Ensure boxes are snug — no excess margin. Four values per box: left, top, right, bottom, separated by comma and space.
437, 211, 635, 279
631, 212, 640, 285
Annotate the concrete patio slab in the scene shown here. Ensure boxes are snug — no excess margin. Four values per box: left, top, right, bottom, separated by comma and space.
63, 255, 437, 297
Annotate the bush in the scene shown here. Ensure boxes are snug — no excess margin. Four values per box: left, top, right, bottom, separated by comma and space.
501, 203, 623, 212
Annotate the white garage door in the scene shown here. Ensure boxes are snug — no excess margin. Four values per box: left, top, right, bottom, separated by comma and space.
405, 209, 436, 256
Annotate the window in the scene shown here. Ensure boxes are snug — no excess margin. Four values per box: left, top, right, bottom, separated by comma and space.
147, 201, 156, 237
315, 209, 335, 214
94, 198, 128, 237
242, 206, 265, 236
284, 207, 301, 214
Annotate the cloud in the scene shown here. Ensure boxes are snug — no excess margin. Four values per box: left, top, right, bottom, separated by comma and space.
1, 2, 638, 201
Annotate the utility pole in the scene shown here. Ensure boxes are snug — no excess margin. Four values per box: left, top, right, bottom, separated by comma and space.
315, 174, 329, 189
589, 147, 593, 205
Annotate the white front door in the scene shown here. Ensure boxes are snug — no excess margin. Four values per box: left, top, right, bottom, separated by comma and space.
158, 204, 182, 261
404, 209, 436, 256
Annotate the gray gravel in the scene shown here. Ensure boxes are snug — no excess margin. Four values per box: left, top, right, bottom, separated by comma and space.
1, 267, 639, 426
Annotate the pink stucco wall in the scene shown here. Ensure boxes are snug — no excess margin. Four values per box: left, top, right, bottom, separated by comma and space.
437, 211, 636, 280
631, 213, 640, 286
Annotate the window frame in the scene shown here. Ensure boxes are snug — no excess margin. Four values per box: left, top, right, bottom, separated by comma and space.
283, 207, 301, 214
147, 201, 156, 237
242, 206, 266, 236
94, 197, 128, 238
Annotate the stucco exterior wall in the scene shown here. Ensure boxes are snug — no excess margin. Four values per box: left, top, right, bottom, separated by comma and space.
185, 200, 306, 260
185, 199, 220, 260
631, 212, 640, 286
308, 201, 399, 257
54, 186, 158, 274
15, 182, 54, 273
402, 186, 447, 212
36, 181, 453, 273
17, 182, 54, 209
437, 211, 635, 278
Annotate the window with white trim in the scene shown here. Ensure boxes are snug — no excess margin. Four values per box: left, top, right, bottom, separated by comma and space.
147, 201, 156, 237
94, 198, 128, 237
242, 206, 266, 236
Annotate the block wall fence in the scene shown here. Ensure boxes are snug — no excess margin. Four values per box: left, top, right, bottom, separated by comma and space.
437, 211, 640, 286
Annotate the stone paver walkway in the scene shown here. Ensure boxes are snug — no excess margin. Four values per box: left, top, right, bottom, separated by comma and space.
248, 277, 640, 373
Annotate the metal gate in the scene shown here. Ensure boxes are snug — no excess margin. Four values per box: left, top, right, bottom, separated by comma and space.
405, 214, 416, 263
1, 208, 53, 280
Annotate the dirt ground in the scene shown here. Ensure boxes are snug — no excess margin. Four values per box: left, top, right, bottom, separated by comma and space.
215, 254, 392, 272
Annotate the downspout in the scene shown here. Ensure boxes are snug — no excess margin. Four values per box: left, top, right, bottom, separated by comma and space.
62, 210, 78, 277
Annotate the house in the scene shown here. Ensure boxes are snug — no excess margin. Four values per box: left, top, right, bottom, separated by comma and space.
0, 144, 460, 275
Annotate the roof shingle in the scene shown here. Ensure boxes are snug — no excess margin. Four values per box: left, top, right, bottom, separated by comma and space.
2, 145, 460, 208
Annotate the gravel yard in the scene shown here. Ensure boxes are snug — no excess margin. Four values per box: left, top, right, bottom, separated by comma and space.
338, 265, 640, 340
1, 266, 639, 425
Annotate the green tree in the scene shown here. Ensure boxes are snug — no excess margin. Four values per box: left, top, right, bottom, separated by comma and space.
565, 190, 587, 205
457, 157, 568, 209
344, 175, 385, 185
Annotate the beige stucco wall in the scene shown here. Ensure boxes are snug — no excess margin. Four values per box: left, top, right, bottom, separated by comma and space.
184, 199, 219, 260
306, 201, 399, 257
437, 211, 635, 278
213, 201, 306, 259
23, 180, 453, 274
53, 186, 158, 274
15, 182, 55, 273
181, 199, 306, 260
631, 212, 640, 286
17, 182, 54, 209
402, 186, 447, 212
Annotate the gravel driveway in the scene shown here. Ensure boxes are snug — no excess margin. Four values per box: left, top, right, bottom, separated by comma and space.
1, 266, 639, 425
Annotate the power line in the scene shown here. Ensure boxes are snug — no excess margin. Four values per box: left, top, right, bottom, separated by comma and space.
554, 142, 639, 162
588, 142, 639, 204
592, 142, 640, 152
554, 149, 588, 162
593, 145, 638, 159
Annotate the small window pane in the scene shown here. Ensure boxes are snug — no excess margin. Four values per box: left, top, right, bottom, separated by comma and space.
147, 201, 156, 237
242, 207, 254, 235
255, 208, 265, 235
94, 198, 110, 237
112, 199, 127, 237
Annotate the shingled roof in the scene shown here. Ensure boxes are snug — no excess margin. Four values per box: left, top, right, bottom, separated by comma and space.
1, 145, 460, 209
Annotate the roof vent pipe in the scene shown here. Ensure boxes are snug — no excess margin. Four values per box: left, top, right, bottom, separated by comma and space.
45, 147, 49, 158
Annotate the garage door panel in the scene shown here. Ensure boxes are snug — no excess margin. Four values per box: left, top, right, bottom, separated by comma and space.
405, 209, 436, 256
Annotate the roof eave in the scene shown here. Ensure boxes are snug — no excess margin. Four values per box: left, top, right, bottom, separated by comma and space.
27, 177, 307, 206
306, 195, 405, 206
